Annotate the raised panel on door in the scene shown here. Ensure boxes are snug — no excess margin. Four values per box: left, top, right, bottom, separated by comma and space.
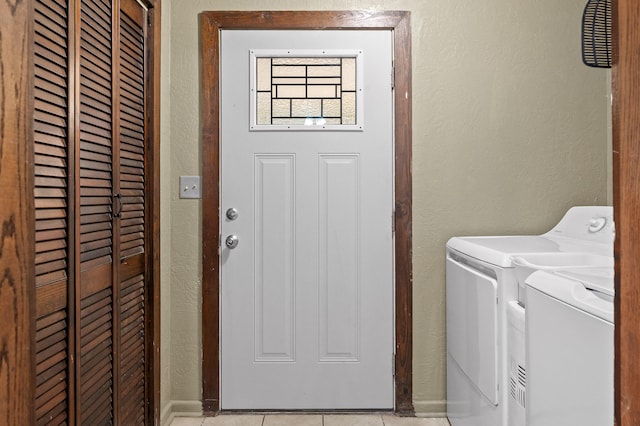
78, 0, 114, 422
33, 0, 71, 423
254, 155, 296, 362
318, 155, 361, 362
118, 1, 148, 423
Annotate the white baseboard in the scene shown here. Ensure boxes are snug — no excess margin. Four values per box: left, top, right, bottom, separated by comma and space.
161, 400, 203, 426
160, 402, 174, 426
413, 399, 447, 417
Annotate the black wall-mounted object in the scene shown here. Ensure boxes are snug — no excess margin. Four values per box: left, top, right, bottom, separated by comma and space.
582, 0, 612, 68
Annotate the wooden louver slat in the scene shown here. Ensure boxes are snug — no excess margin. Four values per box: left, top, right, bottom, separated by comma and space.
78, 0, 114, 423
35, 311, 68, 426
33, 0, 69, 424
118, 3, 147, 424
79, 286, 113, 425
119, 6, 145, 263
79, 0, 113, 270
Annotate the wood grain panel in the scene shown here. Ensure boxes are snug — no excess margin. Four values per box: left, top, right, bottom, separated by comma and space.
200, 10, 412, 415
390, 12, 413, 414
613, 0, 640, 424
200, 12, 222, 413
143, 1, 162, 421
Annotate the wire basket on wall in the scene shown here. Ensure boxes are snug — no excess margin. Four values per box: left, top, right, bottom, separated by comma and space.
582, 0, 611, 68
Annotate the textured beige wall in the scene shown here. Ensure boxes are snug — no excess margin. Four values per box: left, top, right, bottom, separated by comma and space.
161, 0, 609, 416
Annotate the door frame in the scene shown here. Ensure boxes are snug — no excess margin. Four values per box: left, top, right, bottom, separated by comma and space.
143, 1, 163, 422
612, 0, 640, 424
200, 11, 413, 415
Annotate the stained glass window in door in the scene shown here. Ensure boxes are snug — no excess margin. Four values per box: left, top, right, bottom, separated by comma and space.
251, 50, 363, 130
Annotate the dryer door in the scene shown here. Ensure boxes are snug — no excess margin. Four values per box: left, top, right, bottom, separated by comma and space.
447, 254, 499, 405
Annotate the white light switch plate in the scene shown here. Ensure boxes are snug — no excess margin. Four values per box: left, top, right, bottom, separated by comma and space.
179, 175, 202, 199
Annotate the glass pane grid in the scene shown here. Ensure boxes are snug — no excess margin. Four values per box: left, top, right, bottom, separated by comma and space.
256, 56, 357, 127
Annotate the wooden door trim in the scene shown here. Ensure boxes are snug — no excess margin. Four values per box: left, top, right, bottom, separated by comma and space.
200, 10, 413, 415
142, 1, 162, 423
612, 0, 640, 424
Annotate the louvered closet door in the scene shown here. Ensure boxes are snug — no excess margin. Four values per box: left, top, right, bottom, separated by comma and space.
78, 0, 115, 423
33, 0, 152, 423
34, 0, 71, 424
117, 1, 148, 424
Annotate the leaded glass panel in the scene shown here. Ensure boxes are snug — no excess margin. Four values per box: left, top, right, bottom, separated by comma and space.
250, 50, 363, 130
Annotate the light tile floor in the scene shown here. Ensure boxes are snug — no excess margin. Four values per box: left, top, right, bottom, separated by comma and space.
170, 414, 450, 426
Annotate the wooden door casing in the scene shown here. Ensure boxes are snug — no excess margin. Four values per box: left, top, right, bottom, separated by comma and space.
200, 10, 413, 415
613, 0, 640, 424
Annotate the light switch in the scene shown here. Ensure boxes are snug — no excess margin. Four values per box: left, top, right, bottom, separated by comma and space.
179, 175, 202, 199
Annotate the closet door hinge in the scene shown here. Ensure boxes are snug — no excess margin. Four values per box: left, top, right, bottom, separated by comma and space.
391, 61, 395, 90
392, 209, 396, 233
392, 353, 396, 377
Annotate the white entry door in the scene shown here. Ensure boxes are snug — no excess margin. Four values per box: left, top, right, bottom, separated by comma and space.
220, 29, 394, 410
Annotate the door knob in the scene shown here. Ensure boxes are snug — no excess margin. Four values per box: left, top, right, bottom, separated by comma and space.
225, 235, 239, 249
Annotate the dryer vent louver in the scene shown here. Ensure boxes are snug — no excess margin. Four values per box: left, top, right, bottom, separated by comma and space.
509, 360, 526, 409
582, 0, 611, 68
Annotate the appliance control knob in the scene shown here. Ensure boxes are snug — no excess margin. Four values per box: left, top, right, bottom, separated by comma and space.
588, 217, 607, 233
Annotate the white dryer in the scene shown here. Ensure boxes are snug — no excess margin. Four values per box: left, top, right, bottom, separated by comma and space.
446, 206, 614, 426
525, 268, 613, 426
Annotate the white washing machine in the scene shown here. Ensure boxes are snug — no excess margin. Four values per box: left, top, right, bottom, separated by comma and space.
446, 206, 614, 426
525, 268, 613, 426
507, 253, 612, 426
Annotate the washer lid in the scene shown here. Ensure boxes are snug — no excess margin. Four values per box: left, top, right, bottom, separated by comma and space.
526, 269, 614, 322
446, 236, 562, 267
554, 267, 614, 297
